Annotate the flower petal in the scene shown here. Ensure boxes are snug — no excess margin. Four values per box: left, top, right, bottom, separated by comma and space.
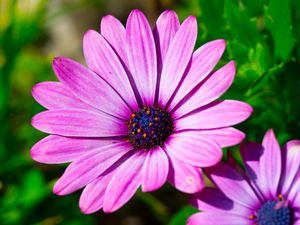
53, 141, 132, 195
173, 61, 236, 117
154, 10, 180, 101
187, 212, 252, 225
169, 39, 226, 111
260, 129, 282, 198
126, 9, 157, 106
141, 147, 169, 192
79, 173, 112, 214
280, 140, 300, 195
167, 153, 204, 193
32, 82, 94, 110
240, 142, 265, 199
32, 109, 127, 137
100, 15, 127, 63
287, 171, 300, 208
205, 163, 259, 209
78, 154, 128, 215
194, 127, 245, 148
83, 30, 139, 111
30, 135, 120, 164
103, 151, 145, 212
165, 131, 222, 167
294, 219, 300, 225
158, 16, 197, 106
153, 10, 180, 69
174, 100, 253, 130
190, 187, 252, 216
53, 57, 131, 120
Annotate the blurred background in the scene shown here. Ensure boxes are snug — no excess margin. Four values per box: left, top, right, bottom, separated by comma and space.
0, 0, 299, 224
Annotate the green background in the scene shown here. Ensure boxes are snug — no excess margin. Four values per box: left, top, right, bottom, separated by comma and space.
0, 0, 299, 224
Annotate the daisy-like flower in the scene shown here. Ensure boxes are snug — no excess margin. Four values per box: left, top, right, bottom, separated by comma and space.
188, 129, 300, 225
31, 9, 252, 213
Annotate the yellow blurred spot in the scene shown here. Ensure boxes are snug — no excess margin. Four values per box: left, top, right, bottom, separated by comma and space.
248, 215, 255, 219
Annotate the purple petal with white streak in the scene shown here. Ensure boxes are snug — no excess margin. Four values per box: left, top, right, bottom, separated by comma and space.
165, 131, 222, 167
169, 39, 226, 111
31, 135, 120, 164
174, 100, 252, 130
53, 141, 132, 195
158, 16, 197, 106
173, 61, 235, 118
83, 30, 138, 111
103, 150, 145, 212
141, 147, 169, 192
126, 9, 157, 106
53, 57, 131, 120
32, 109, 127, 137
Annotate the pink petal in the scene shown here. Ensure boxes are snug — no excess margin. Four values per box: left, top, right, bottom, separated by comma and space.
126, 9, 157, 106
205, 163, 259, 209
53, 141, 132, 195
190, 187, 252, 216
32, 82, 94, 110
79, 174, 112, 214
194, 127, 245, 148
103, 151, 146, 212
174, 100, 253, 130
153, 10, 180, 69
83, 30, 139, 112
260, 129, 282, 198
167, 153, 204, 194
187, 212, 252, 225
280, 141, 300, 201
173, 61, 236, 118
158, 16, 197, 107
240, 142, 265, 197
294, 219, 300, 225
52, 57, 131, 120
141, 147, 169, 192
169, 39, 226, 111
30, 135, 120, 164
165, 131, 222, 167
100, 15, 127, 65
32, 109, 127, 137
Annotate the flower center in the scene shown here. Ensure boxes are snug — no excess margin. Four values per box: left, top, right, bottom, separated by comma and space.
256, 200, 292, 225
127, 106, 174, 150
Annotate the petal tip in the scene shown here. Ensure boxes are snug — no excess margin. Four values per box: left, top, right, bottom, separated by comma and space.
79, 205, 95, 214
31, 83, 40, 99
101, 14, 114, 21
161, 9, 177, 17
83, 29, 97, 38
185, 15, 197, 26
129, 9, 144, 17
53, 184, 65, 196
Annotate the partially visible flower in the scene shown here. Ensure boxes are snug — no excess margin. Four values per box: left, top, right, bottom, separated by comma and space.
31, 9, 252, 213
188, 129, 300, 225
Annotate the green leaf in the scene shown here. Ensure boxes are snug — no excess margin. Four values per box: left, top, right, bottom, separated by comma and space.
136, 190, 170, 225
264, 0, 295, 62
19, 170, 49, 208
245, 62, 284, 97
197, 0, 225, 38
224, 0, 261, 46
168, 206, 198, 225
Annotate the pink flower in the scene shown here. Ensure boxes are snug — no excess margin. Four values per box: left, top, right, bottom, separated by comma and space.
188, 129, 300, 225
31, 9, 252, 213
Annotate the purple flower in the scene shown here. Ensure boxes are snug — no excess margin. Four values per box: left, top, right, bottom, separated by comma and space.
188, 129, 300, 225
31, 9, 252, 213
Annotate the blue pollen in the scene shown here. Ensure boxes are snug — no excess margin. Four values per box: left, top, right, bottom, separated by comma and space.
257, 200, 291, 225
127, 106, 174, 150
